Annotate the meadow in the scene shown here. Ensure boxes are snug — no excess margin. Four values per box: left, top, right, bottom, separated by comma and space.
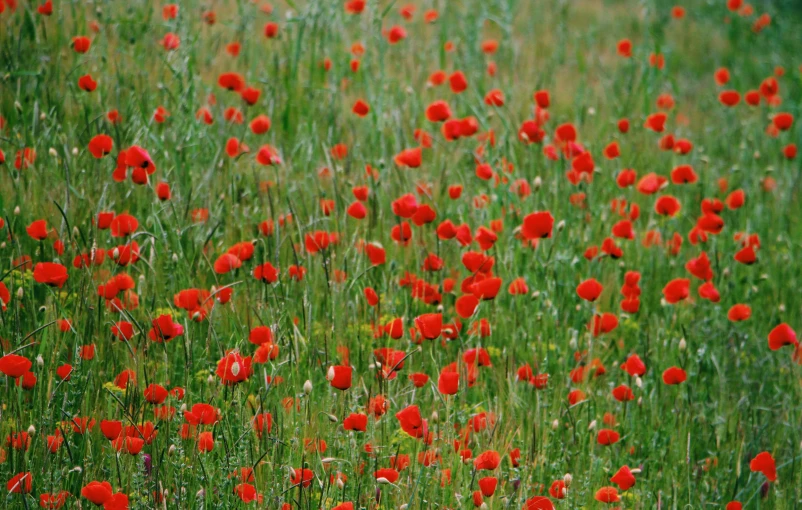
1, 0, 801, 508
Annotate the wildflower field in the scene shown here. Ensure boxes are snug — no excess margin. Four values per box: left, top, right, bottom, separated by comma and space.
1, 0, 802, 508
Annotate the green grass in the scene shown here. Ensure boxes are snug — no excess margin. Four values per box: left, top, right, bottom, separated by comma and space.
1, 0, 802, 508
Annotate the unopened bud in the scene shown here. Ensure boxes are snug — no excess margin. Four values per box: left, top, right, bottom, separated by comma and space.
552, 419, 559, 430
14, 206, 20, 215
27, 425, 36, 436
36, 355, 44, 367
678, 338, 687, 351
303, 380, 313, 394
588, 420, 597, 431
563, 473, 572, 487
49, 148, 58, 157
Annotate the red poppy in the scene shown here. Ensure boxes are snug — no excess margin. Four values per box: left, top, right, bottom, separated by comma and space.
88, 134, 113, 158
662, 366, 687, 385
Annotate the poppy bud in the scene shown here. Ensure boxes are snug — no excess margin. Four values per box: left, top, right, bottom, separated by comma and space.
72, 147, 78, 156
168, 444, 176, 456
323, 413, 338, 423
552, 419, 559, 430
36, 355, 44, 367
563, 473, 572, 487
49, 148, 58, 157
15, 101, 22, 111
196, 489, 205, 499
337, 478, 345, 490
14, 206, 20, 215
206, 374, 214, 384
17, 287, 24, 299
39, 113, 46, 121
430, 411, 439, 422
27, 425, 36, 436
533, 176, 542, 190
556, 220, 566, 232
532, 291, 540, 299
634, 376, 643, 388
112, 247, 120, 260
73, 226, 80, 238
172, 253, 179, 262
303, 380, 313, 394
588, 420, 597, 431
678, 338, 687, 351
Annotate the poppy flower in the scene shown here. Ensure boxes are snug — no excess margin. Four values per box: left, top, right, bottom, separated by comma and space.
148, 315, 184, 342
655, 195, 681, 216
110, 214, 138, 237
374, 468, 399, 483
343, 413, 367, 432
750, 451, 777, 482
449, 71, 468, 93
78, 74, 97, 92
387, 25, 407, 44
33, 263, 69, 288
291, 468, 315, 488
37, 0, 53, 15
0, 354, 32, 378
662, 278, 690, 303
394, 147, 422, 168
727, 304, 751, 322
88, 134, 113, 158
72, 36, 91, 53
81, 481, 113, 505
662, 366, 687, 385
426, 100, 452, 122
524, 497, 555, 510
610, 465, 636, 490
612, 385, 634, 402
718, 90, 740, 107
522, 211, 554, 239
596, 429, 620, 445
214, 253, 242, 274
216, 351, 253, 384
395, 405, 424, 438
414, 313, 442, 340
327, 365, 352, 390
595, 486, 620, 503
773, 113, 793, 131
352, 99, 370, 117
617, 39, 632, 57
576, 278, 603, 302
473, 450, 501, 470
768, 323, 797, 350
438, 370, 459, 395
